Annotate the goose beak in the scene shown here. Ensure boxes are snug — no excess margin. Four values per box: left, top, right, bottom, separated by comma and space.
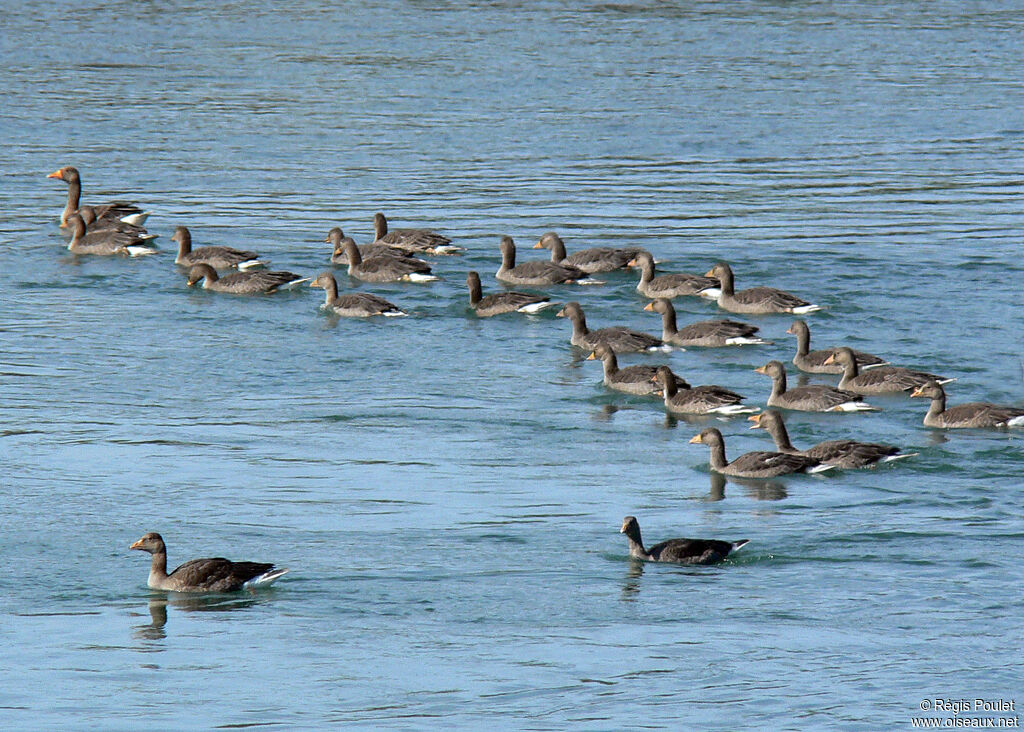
823, 353, 836, 365
689, 434, 703, 444
586, 351, 597, 360
323, 235, 331, 242
532, 241, 544, 249
753, 365, 768, 374
785, 325, 795, 335
129, 539, 145, 551
626, 258, 638, 267
748, 414, 763, 429
47, 169, 63, 179
703, 267, 716, 277
642, 302, 654, 311
909, 386, 925, 398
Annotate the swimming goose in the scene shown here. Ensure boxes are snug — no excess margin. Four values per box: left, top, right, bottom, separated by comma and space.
910, 381, 1024, 428
326, 227, 406, 265
644, 298, 768, 347
65, 214, 156, 256
186, 263, 307, 293
620, 516, 749, 564
629, 251, 721, 299
339, 238, 438, 283
706, 262, 820, 314
48, 165, 149, 227
754, 360, 878, 412
130, 532, 288, 592
71, 206, 156, 240
825, 347, 954, 395
533, 231, 645, 273
556, 301, 668, 353
466, 271, 553, 316
689, 427, 831, 477
496, 237, 591, 285
586, 344, 684, 395
310, 272, 406, 317
654, 365, 758, 415
786, 320, 887, 374
373, 212, 461, 254
173, 226, 266, 270
748, 410, 915, 468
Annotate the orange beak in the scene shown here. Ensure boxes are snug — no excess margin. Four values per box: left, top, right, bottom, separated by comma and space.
753, 365, 768, 374
703, 267, 716, 277
642, 302, 654, 311
47, 169, 63, 180
129, 539, 145, 550
822, 353, 836, 366
626, 258, 638, 267
748, 414, 764, 429
688, 434, 704, 444
785, 325, 796, 334
585, 352, 597, 360
909, 386, 925, 398
532, 241, 544, 249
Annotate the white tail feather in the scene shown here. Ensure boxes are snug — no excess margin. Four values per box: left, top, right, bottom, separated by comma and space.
809, 463, 837, 474
576, 279, 605, 286
709, 404, 760, 415
430, 245, 464, 255
725, 337, 770, 346
646, 344, 678, 353
243, 567, 289, 588
280, 278, 311, 289
237, 259, 268, 270
518, 301, 556, 314
406, 272, 439, 282
828, 401, 880, 412
1007, 415, 1024, 427
881, 452, 918, 463
792, 304, 822, 314
126, 246, 157, 257
699, 287, 722, 299
120, 212, 150, 226
383, 310, 409, 317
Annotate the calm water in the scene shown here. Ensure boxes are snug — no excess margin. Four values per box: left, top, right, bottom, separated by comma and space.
2, 1, 1022, 729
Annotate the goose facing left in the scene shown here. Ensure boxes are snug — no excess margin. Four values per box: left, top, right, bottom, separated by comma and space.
48, 165, 149, 227
173, 226, 267, 270
186, 263, 308, 294
620, 516, 749, 564
65, 213, 156, 257
130, 532, 288, 592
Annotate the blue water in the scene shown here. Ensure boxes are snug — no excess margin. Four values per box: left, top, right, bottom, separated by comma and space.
1, 1, 1022, 729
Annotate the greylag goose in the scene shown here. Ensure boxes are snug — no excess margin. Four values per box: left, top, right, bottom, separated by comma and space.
706, 262, 820, 314
173, 226, 266, 270
586, 344, 684, 395
130, 532, 288, 592
786, 320, 886, 374
533, 231, 645, 273
339, 238, 437, 283
644, 298, 768, 347
629, 251, 721, 299
910, 381, 1024, 428
748, 410, 915, 468
654, 365, 758, 415
496, 237, 591, 285
825, 347, 954, 395
620, 516, 749, 564
373, 212, 460, 254
310, 272, 406, 317
466, 271, 553, 316
326, 227, 406, 265
689, 427, 831, 477
754, 360, 878, 412
186, 263, 307, 293
65, 214, 156, 257
70, 206, 156, 240
48, 165, 149, 227
556, 301, 668, 353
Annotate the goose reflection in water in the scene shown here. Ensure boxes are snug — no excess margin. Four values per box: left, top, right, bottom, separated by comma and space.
132, 593, 261, 641
705, 466, 787, 502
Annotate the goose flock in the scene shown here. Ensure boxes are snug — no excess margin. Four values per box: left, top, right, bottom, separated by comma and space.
48, 165, 1024, 585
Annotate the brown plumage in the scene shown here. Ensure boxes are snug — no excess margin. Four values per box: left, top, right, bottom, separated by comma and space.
48, 165, 148, 227
586, 344, 682, 395
186, 263, 306, 293
64, 213, 155, 256
533, 231, 645, 273
620, 516, 749, 564
373, 212, 459, 255
748, 410, 914, 469
654, 365, 756, 415
326, 227, 406, 264
173, 226, 265, 270
706, 262, 820, 314
310, 272, 406, 317
910, 381, 1024, 429
496, 236, 590, 285
130, 532, 288, 592
556, 301, 666, 353
689, 427, 831, 478
644, 298, 767, 347
466, 271, 553, 316
825, 347, 953, 395
786, 320, 887, 374
754, 360, 878, 412
629, 251, 721, 299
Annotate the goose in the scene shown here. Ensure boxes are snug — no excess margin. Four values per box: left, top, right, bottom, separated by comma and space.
910, 381, 1024, 428
326, 227, 406, 265
748, 410, 915, 468
339, 237, 438, 283
130, 532, 288, 592
706, 262, 820, 314
825, 347, 954, 395
70, 206, 156, 240
186, 263, 307, 293
654, 365, 757, 415
620, 516, 749, 565
173, 226, 266, 270
373, 212, 461, 254
644, 298, 768, 347
495, 236, 591, 285
65, 213, 155, 257
754, 360, 878, 412
586, 344, 684, 395
310, 272, 406, 317
466, 271, 553, 316
533, 231, 645, 273
556, 301, 668, 353
629, 251, 721, 299
786, 320, 887, 374
689, 427, 832, 477
48, 165, 149, 227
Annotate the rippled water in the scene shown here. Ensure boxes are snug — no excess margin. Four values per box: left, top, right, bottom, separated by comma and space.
2, 1, 1022, 729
